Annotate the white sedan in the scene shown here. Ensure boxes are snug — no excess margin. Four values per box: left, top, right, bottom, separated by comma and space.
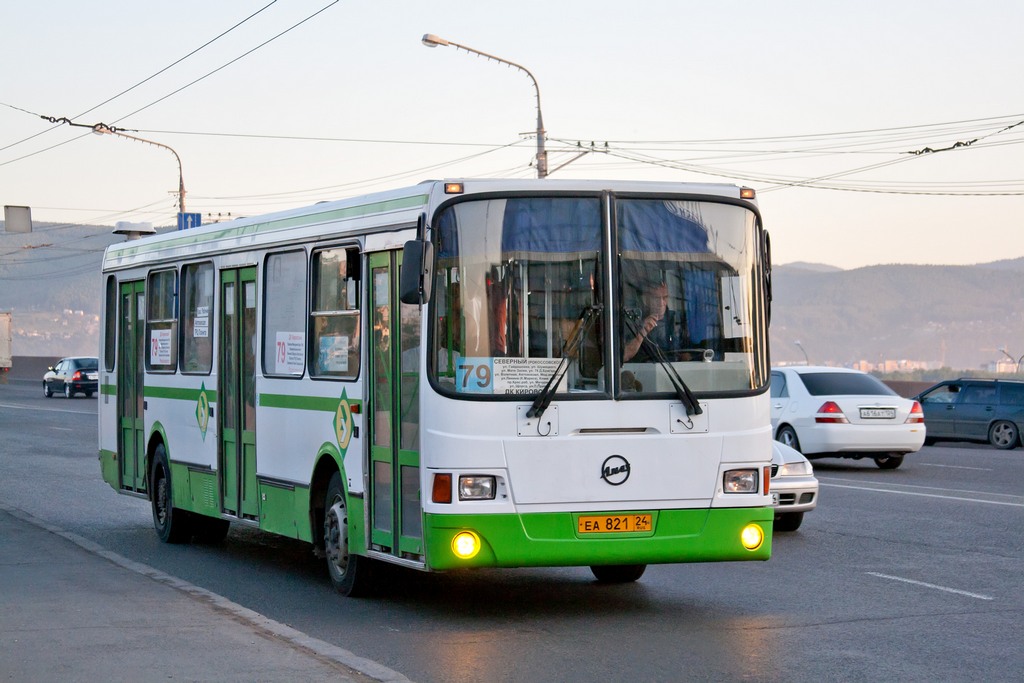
770, 366, 926, 470
771, 441, 818, 532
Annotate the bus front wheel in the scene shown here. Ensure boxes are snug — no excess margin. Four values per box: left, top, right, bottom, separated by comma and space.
151, 444, 193, 544
324, 472, 371, 597
590, 564, 647, 583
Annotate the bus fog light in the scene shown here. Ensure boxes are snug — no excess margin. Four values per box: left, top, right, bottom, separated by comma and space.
741, 524, 764, 550
458, 475, 496, 500
724, 469, 758, 493
452, 531, 481, 559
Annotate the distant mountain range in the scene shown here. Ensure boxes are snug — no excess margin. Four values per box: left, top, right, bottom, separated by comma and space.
770, 257, 1024, 369
3, 222, 1022, 370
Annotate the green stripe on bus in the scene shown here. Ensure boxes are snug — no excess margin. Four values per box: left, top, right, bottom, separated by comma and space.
107, 194, 429, 258
143, 385, 219, 402
259, 393, 363, 412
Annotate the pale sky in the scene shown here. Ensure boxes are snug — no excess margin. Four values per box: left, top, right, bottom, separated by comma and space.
2, 0, 1022, 269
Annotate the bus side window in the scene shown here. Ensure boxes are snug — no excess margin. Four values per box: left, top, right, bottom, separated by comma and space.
310, 247, 361, 379
181, 262, 214, 374
146, 268, 178, 373
263, 251, 307, 377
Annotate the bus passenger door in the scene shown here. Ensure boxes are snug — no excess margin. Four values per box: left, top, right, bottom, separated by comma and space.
368, 251, 423, 559
118, 280, 147, 492
219, 267, 259, 520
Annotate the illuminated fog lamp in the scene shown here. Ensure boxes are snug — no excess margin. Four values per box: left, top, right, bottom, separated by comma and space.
723, 469, 758, 493
459, 475, 496, 500
740, 524, 764, 551
444, 182, 464, 194
451, 530, 481, 559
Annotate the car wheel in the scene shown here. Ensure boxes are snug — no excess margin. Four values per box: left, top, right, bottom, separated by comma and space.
43, 382, 52, 398
874, 454, 904, 469
151, 444, 193, 544
324, 472, 372, 596
989, 421, 1019, 450
85, 391, 94, 398
774, 512, 804, 532
590, 564, 647, 583
777, 425, 801, 452
64, 383, 74, 399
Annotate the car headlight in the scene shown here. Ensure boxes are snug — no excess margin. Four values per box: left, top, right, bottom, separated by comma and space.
778, 461, 812, 477
458, 475, 496, 501
723, 469, 758, 493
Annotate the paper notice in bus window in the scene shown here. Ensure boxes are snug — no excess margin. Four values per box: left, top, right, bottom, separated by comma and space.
457, 357, 565, 395
193, 316, 209, 338
319, 335, 350, 373
150, 328, 172, 365
276, 332, 305, 374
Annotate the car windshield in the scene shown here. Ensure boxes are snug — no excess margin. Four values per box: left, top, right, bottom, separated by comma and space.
799, 372, 895, 397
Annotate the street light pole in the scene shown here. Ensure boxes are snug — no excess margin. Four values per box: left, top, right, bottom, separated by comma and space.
998, 347, 1023, 374
794, 340, 809, 365
92, 124, 187, 214
422, 33, 548, 178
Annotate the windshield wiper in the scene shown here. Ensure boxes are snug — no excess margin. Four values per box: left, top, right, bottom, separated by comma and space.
621, 314, 703, 416
526, 305, 602, 419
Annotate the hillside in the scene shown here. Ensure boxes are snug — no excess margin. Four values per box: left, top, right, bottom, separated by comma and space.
2, 221, 1022, 369
770, 258, 1024, 369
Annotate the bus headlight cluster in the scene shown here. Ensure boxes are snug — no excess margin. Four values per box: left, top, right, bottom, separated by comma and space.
723, 469, 758, 493
458, 475, 496, 501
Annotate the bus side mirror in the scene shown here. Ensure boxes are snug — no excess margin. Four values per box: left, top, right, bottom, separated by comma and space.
399, 239, 434, 305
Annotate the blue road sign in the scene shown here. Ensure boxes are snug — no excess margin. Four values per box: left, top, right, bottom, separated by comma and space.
177, 212, 202, 230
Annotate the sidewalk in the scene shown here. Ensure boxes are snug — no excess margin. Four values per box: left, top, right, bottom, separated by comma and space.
0, 506, 407, 683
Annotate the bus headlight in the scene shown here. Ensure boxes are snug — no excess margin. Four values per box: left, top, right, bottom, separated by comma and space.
459, 475, 496, 501
452, 531, 481, 559
741, 524, 765, 550
723, 469, 758, 493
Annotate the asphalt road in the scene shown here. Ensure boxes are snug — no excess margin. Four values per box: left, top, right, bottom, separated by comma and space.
1, 373, 1022, 682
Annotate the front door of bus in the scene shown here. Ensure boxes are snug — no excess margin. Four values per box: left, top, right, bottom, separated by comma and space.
368, 251, 422, 558
219, 267, 259, 520
118, 280, 146, 493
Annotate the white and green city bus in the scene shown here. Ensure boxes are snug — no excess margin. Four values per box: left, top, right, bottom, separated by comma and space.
98, 178, 775, 595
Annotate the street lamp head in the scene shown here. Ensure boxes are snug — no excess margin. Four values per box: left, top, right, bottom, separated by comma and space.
421, 33, 449, 48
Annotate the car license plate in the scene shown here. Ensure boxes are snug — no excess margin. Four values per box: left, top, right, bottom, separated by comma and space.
860, 407, 895, 419
578, 513, 652, 534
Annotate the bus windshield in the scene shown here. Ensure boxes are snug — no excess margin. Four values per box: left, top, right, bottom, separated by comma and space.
429, 194, 766, 397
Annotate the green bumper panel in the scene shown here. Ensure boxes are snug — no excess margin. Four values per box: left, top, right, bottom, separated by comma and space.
424, 507, 773, 571
98, 449, 118, 490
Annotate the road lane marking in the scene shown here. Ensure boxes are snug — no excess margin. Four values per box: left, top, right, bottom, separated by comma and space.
819, 482, 1024, 507
0, 402, 95, 416
918, 463, 992, 471
867, 572, 993, 601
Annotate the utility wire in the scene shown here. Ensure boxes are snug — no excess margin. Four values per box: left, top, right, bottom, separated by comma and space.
0, 2, 280, 156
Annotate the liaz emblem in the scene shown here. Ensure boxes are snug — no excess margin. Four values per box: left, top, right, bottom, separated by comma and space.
600, 455, 631, 486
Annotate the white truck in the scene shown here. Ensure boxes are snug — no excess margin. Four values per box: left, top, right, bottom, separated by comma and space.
0, 312, 11, 373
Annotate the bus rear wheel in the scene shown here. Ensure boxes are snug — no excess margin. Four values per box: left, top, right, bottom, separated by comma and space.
324, 472, 371, 597
151, 444, 193, 544
590, 564, 647, 583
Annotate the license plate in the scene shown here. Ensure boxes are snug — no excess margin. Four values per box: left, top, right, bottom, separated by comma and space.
578, 513, 653, 534
860, 407, 895, 419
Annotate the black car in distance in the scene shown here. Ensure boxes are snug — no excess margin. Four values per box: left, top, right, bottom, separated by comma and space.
43, 356, 99, 398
